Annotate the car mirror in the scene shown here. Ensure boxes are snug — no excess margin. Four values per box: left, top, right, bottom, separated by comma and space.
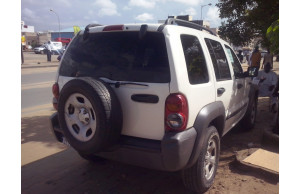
244, 67, 258, 77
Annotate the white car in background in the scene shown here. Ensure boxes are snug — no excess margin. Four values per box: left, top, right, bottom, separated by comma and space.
34, 41, 63, 55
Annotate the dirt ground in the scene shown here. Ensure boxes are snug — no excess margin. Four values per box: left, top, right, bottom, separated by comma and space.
205, 97, 279, 194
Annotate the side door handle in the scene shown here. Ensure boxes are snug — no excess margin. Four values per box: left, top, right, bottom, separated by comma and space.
217, 88, 226, 95
237, 83, 243, 89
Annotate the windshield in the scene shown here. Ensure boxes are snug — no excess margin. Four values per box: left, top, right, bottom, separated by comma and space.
60, 31, 170, 83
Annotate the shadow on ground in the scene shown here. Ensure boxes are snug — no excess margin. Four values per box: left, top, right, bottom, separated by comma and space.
22, 148, 192, 194
21, 116, 65, 149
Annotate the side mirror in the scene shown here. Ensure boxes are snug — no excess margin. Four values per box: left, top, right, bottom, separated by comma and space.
244, 67, 258, 77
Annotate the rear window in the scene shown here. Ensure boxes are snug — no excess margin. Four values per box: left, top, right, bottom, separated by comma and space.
205, 38, 231, 81
60, 31, 170, 83
180, 35, 209, 84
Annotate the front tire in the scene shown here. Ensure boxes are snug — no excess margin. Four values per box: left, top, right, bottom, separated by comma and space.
181, 126, 220, 193
241, 97, 257, 130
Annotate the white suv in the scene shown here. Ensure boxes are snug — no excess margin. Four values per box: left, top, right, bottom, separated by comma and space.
50, 19, 258, 193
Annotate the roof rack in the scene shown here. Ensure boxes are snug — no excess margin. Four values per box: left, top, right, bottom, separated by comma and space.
83, 24, 102, 40
161, 18, 216, 36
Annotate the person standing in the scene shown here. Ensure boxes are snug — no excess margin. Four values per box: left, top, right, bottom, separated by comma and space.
254, 62, 278, 106
237, 50, 243, 63
45, 41, 53, 62
250, 45, 261, 70
262, 49, 273, 69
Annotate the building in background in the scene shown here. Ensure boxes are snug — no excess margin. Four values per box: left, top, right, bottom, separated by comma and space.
21, 21, 37, 49
21, 21, 34, 33
50, 27, 85, 43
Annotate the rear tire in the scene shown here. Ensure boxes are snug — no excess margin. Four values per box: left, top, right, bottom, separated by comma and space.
181, 126, 220, 193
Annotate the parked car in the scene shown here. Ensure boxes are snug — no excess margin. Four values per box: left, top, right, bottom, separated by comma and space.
34, 42, 62, 55
33, 45, 46, 54
49, 20, 259, 193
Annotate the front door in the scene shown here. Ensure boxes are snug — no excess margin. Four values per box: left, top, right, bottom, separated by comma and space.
204, 38, 239, 135
224, 45, 249, 126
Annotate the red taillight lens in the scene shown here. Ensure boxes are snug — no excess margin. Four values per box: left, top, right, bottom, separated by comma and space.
52, 83, 59, 110
165, 93, 188, 131
103, 25, 124, 31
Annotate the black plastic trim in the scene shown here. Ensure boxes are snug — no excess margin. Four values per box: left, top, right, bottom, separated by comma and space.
49, 112, 64, 142
131, 94, 159, 103
119, 135, 161, 152
226, 103, 248, 120
96, 127, 196, 171
50, 111, 197, 171
185, 101, 225, 168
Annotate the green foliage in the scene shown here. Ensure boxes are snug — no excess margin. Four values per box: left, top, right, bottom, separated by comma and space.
266, 20, 279, 54
217, 0, 279, 49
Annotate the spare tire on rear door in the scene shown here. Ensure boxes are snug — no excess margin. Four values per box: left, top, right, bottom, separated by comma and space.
57, 78, 123, 155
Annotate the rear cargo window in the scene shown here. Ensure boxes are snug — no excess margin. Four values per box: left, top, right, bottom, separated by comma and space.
60, 31, 170, 83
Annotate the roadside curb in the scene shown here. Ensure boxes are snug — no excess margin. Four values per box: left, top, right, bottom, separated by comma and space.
21, 64, 59, 69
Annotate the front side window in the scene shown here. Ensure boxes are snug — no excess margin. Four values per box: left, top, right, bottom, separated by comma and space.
205, 39, 231, 81
225, 45, 244, 78
180, 35, 209, 84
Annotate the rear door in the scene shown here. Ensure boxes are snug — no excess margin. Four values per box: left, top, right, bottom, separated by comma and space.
59, 30, 171, 140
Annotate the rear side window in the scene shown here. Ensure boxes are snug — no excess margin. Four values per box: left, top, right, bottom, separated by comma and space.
205, 39, 231, 81
60, 31, 170, 83
225, 45, 244, 78
180, 35, 209, 84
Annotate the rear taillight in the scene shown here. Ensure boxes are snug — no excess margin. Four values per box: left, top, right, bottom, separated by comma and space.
165, 93, 188, 131
103, 25, 124, 31
52, 83, 59, 110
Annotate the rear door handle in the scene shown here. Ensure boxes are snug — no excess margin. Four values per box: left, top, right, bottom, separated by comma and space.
237, 83, 243, 89
217, 88, 226, 95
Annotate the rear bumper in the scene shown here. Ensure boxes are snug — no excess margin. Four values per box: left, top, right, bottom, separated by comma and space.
49, 112, 197, 171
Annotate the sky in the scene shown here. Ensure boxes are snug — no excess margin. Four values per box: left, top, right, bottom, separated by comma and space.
21, 0, 222, 32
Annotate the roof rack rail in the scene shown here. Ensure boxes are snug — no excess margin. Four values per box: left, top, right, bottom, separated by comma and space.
163, 18, 216, 36
83, 24, 102, 40
85, 23, 102, 30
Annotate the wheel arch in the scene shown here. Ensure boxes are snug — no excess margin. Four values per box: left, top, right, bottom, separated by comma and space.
185, 101, 225, 168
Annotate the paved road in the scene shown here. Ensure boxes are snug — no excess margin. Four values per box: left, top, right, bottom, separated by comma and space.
21, 66, 57, 114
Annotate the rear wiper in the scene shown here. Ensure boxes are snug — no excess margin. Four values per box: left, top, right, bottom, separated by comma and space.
111, 81, 148, 88
98, 77, 149, 88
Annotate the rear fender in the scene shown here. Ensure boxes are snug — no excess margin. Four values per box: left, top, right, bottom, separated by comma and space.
185, 101, 225, 168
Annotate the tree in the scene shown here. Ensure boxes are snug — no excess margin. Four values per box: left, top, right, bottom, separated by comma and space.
216, 0, 279, 48
266, 19, 279, 54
